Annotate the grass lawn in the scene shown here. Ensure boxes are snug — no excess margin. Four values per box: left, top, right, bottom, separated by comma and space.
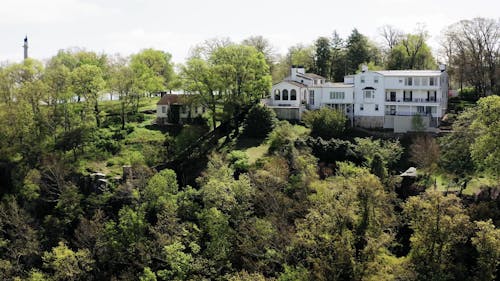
434, 173, 497, 195
234, 137, 269, 164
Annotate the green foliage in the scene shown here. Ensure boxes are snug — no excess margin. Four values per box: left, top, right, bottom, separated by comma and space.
228, 150, 250, 172
411, 114, 425, 131
353, 137, 403, 167
471, 220, 500, 281
469, 96, 500, 176
403, 191, 471, 280
268, 121, 309, 154
139, 267, 157, 281
301, 137, 360, 164
386, 33, 435, 70
42, 241, 94, 280
313, 37, 331, 78
174, 125, 209, 155
278, 265, 310, 281
243, 104, 277, 138
302, 107, 347, 139
439, 107, 476, 176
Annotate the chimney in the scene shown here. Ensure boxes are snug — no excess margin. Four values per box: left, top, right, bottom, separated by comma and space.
361, 64, 368, 73
439, 64, 446, 72
23, 36, 28, 60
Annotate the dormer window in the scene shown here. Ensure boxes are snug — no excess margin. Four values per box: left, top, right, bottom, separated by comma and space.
282, 89, 289, 100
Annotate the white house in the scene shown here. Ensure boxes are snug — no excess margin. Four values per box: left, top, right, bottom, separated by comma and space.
264, 65, 449, 133
156, 94, 205, 125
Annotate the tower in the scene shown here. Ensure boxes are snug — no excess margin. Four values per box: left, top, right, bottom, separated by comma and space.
23, 36, 28, 59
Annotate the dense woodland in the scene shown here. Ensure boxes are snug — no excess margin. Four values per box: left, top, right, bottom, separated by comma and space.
0, 17, 499, 281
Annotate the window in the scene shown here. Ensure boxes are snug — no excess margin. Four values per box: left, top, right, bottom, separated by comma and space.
309, 90, 315, 105
374, 77, 379, 83
414, 77, 420, 86
361, 76, 365, 83
329, 91, 345, 99
429, 77, 435, 86
375, 104, 379, 111
161, 106, 166, 113
363, 90, 374, 99
290, 89, 297, 100
274, 89, 280, 100
399, 79, 403, 83
417, 106, 425, 113
405, 77, 413, 86
360, 104, 364, 111
421, 77, 428, 86
282, 89, 289, 100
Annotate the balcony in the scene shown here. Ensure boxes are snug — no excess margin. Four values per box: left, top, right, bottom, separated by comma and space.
385, 111, 433, 116
385, 98, 440, 103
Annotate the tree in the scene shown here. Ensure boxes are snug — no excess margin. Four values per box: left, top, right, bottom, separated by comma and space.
439, 106, 476, 177
131, 48, 174, 110
42, 241, 94, 281
403, 190, 471, 280
469, 96, 500, 176
313, 37, 331, 78
243, 103, 277, 138
70, 64, 105, 127
471, 220, 500, 281
379, 25, 403, 51
302, 107, 347, 139
181, 58, 222, 130
242, 35, 277, 75
346, 29, 372, 74
209, 44, 272, 103
440, 18, 500, 96
409, 134, 440, 171
108, 56, 137, 129
386, 28, 435, 70
329, 31, 348, 82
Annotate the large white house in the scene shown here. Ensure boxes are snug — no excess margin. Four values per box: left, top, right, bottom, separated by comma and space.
263, 66, 448, 133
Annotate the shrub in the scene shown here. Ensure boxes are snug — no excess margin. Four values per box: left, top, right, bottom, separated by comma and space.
302, 107, 346, 139
268, 121, 308, 154
228, 150, 250, 172
174, 125, 209, 155
243, 104, 277, 138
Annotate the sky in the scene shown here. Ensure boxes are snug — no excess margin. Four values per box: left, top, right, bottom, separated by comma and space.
1, 0, 499, 64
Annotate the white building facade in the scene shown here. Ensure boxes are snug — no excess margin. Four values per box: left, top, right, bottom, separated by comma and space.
264, 66, 448, 133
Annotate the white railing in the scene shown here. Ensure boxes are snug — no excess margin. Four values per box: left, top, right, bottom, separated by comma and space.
385, 98, 441, 103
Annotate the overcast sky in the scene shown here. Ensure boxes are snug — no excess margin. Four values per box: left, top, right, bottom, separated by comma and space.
1, 0, 499, 64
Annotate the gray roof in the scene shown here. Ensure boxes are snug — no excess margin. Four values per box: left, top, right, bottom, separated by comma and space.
309, 82, 353, 89
304, 73, 325, 79
275, 80, 307, 88
375, 70, 443, 77
400, 167, 418, 177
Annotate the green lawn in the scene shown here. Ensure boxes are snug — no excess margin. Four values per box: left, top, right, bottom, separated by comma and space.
435, 173, 497, 195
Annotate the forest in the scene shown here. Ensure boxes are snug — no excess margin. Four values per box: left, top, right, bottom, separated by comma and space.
0, 17, 499, 281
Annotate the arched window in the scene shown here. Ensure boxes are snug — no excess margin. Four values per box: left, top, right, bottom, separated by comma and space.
274, 89, 280, 100
290, 89, 297, 100
282, 89, 289, 100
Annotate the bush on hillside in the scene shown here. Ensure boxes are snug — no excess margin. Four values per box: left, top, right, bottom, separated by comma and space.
243, 104, 277, 138
302, 107, 346, 139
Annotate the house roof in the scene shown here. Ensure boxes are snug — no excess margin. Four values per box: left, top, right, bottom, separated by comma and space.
157, 94, 191, 105
309, 82, 354, 89
274, 80, 307, 88
303, 73, 325, 79
374, 70, 443, 77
